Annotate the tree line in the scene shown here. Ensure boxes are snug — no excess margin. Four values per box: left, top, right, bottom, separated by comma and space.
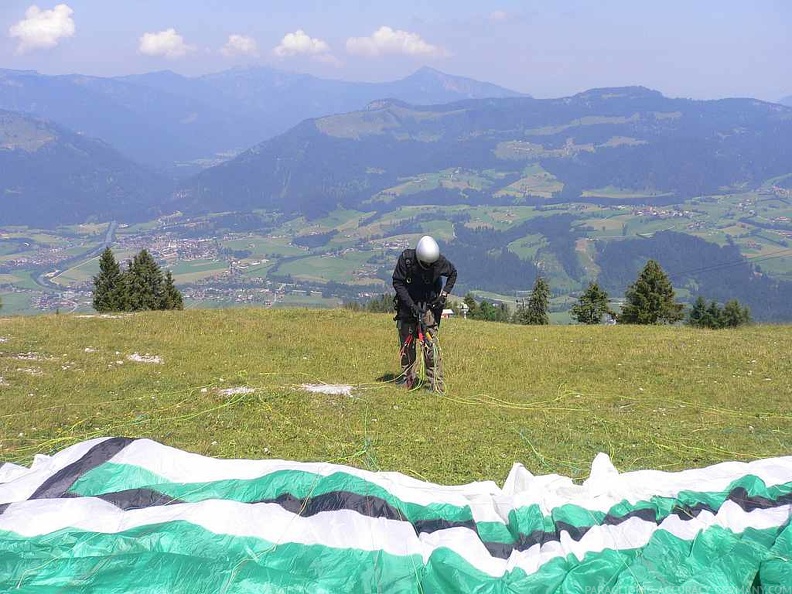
92, 248, 183, 312
362, 258, 752, 328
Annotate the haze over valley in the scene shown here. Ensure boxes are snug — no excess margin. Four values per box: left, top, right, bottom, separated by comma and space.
1, 2, 791, 321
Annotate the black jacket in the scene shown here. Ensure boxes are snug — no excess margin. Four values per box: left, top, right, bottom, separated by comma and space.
392, 249, 457, 322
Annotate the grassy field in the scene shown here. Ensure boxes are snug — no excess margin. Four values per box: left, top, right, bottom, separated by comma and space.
0, 292, 33, 315
0, 309, 789, 486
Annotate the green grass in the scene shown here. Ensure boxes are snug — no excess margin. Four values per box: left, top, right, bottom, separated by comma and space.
496, 164, 563, 199
0, 292, 33, 315
373, 169, 496, 200
51, 255, 101, 285
582, 186, 675, 200
278, 251, 382, 284
1, 309, 789, 485
170, 260, 229, 284
221, 235, 307, 258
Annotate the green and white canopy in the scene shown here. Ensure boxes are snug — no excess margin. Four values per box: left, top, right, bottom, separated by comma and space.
1, 438, 790, 592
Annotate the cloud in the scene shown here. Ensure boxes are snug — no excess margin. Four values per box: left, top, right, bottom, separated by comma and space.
489, 10, 509, 22
138, 28, 195, 59
273, 30, 330, 58
8, 3, 75, 54
221, 34, 259, 57
345, 26, 445, 58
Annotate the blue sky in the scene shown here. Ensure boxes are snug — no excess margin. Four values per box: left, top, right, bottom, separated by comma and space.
1, 1, 790, 101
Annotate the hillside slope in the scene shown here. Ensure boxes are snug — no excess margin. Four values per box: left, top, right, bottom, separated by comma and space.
0, 110, 170, 226
185, 87, 792, 217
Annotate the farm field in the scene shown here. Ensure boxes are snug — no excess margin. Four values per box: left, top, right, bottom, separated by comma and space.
1, 189, 790, 316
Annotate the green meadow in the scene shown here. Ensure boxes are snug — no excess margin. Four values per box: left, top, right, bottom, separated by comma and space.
0, 309, 789, 485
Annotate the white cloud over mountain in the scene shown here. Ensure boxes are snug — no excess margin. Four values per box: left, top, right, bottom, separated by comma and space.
9, 3, 75, 54
273, 30, 330, 58
138, 28, 195, 59
345, 26, 444, 58
221, 34, 259, 57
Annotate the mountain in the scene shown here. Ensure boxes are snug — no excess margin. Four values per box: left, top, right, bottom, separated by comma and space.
184, 87, 792, 217
122, 65, 524, 157
0, 110, 170, 226
0, 67, 523, 172
0, 69, 258, 172
779, 95, 792, 107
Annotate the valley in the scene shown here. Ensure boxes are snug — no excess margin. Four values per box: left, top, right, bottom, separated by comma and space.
2, 187, 790, 319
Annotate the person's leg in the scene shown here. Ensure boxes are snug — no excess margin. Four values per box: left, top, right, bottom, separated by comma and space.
397, 320, 417, 387
422, 310, 444, 392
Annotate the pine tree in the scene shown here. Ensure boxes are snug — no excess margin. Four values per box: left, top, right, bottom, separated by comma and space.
721, 299, 751, 328
705, 300, 723, 329
462, 293, 479, 319
620, 260, 684, 324
478, 300, 497, 321
160, 270, 184, 310
687, 296, 708, 327
92, 248, 124, 312
570, 281, 613, 324
688, 296, 751, 329
125, 249, 164, 311
520, 277, 550, 325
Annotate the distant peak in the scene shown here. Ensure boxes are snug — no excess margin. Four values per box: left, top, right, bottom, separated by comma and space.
414, 66, 443, 75
402, 66, 448, 81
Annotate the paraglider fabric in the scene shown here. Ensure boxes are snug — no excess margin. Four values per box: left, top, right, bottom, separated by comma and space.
0, 437, 790, 593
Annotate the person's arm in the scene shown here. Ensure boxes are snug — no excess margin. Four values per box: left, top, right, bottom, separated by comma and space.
439, 257, 457, 296
392, 253, 417, 310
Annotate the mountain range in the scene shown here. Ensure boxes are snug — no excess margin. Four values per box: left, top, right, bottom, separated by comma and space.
185, 87, 792, 217
0, 66, 523, 173
2, 80, 791, 227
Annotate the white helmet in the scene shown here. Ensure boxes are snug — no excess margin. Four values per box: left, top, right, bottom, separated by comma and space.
415, 235, 440, 266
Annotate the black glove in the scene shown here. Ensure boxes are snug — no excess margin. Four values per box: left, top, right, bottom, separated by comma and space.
432, 293, 447, 310
410, 303, 424, 320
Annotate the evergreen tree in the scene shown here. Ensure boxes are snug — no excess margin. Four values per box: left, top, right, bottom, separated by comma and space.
125, 249, 165, 311
687, 296, 751, 329
462, 293, 480, 319
92, 248, 124, 312
721, 299, 752, 328
160, 270, 184, 310
519, 277, 550, 325
687, 296, 708, 327
364, 293, 394, 313
705, 300, 723, 329
92, 248, 182, 313
478, 300, 498, 321
570, 281, 613, 324
620, 260, 684, 324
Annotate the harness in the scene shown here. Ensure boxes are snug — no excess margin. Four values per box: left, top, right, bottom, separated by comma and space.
394, 254, 439, 314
